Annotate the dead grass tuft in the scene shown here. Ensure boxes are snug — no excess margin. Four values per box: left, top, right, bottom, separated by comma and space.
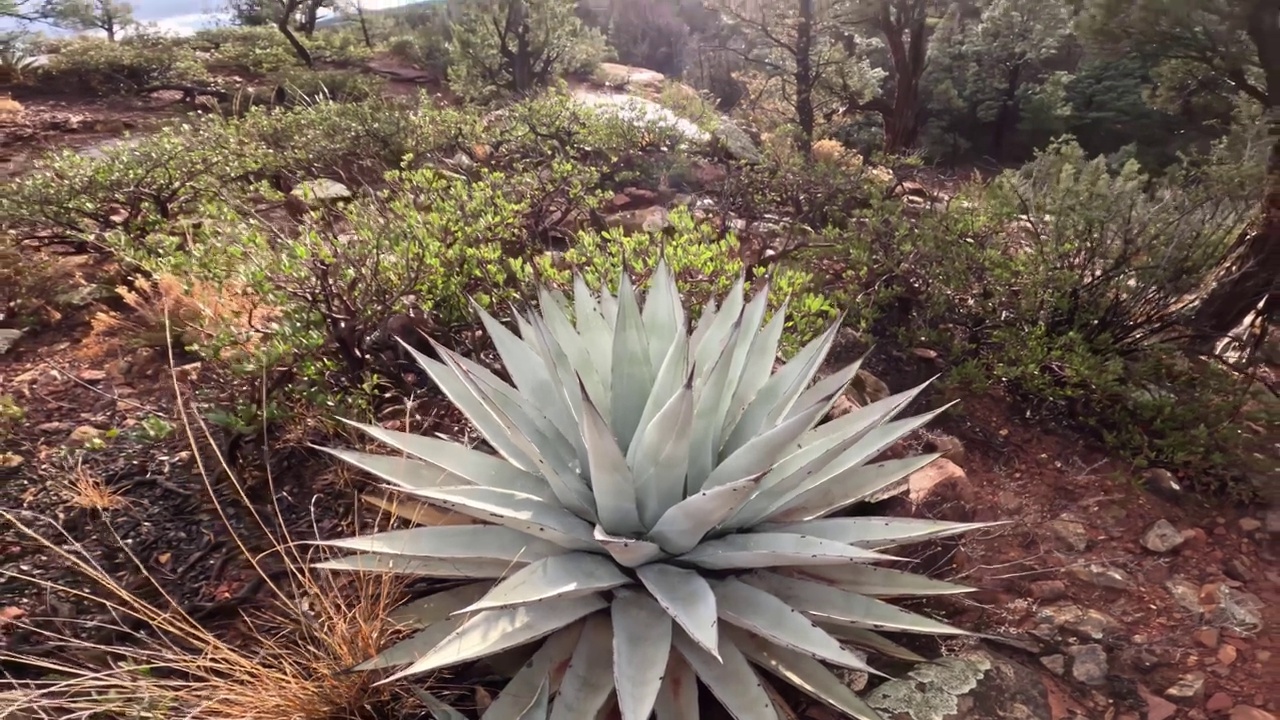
0, 355, 425, 720
58, 463, 128, 511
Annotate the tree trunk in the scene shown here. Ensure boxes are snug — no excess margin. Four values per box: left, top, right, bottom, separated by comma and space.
1190, 114, 1280, 343
278, 6, 314, 66
991, 61, 1022, 159
355, 3, 373, 49
509, 0, 534, 93
1188, 0, 1279, 345
794, 0, 815, 152
878, 0, 928, 152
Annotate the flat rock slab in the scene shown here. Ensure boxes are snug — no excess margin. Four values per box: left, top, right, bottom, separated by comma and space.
865, 650, 1055, 720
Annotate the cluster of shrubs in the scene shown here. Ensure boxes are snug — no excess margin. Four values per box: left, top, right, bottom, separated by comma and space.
2, 68, 1273, 496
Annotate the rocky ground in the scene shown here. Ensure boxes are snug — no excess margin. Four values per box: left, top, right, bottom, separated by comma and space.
1, 72, 1277, 720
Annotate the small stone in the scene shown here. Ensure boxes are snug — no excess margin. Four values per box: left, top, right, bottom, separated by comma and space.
1182, 528, 1209, 547
911, 347, 940, 362
1066, 644, 1108, 685
1070, 562, 1134, 590
1039, 653, 1066, 675
1264, 508, 1280, 534
0, 328, 22, 355
1142, 519, 1186, 553
1206, 693, 1234, 712
1048, 519, 1091, 553
67, 426, 103, 446
1167, 578, 1204, 616
920, 433, 965, 464
1141, 686, 1179, 720
1255, 650, 1271, 663
1165, 672, 1206, 700
1029, 580, 1068, 601
78, 369, 107, 382
0, 453, 22, 469
1238, 518, 1262, 532
1064, 608, 1121, 640
1141, 468, 1183, 501
1216, 645, 1237, 666
1230, 708, 1276, 720
1193, 627, 1221, 649
1223, 559, 1253, 583
849, 369, 890, 405
36, 421, 71, 433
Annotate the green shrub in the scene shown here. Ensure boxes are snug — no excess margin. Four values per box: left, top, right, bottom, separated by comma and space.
447, 0, 607, 101
266, 68, 386, 105
36, 37, 212, 95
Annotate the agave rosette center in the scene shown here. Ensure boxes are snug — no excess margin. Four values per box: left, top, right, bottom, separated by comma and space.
319, 263, 994, 720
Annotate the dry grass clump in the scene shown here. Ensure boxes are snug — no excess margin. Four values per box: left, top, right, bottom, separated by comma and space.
0, 385, 423, 720
89, 273, 278, 361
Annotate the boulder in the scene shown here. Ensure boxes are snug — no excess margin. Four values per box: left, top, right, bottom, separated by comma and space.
594, 62, 666, 91
864, 650, 1055, 720
0, 328, 21, 355
604, 207, 670, 234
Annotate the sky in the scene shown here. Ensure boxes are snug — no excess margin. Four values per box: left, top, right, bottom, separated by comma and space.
4, 0, 422, 36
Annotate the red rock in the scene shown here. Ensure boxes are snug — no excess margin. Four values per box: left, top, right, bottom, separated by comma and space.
1141, 688, 1179, 720
1029, 580, 1067, 601
1216, 645, 1238, 666
1193, 627, 1221, 649
1229, 708, 1276, 720
1207, 694, 1234, 712
1182, 528, 1209, 547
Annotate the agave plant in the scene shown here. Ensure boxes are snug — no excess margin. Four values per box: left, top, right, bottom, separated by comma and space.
319, 263, 993, 720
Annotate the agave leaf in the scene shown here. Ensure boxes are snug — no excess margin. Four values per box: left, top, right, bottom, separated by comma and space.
395, 343, 535, 473
701, 391, 837, 492
632, 329, 690, 464
629, 381, 694, 528
524, 313, 591, 463
550, 613, 615, 720
721, 319, 841, 454
784, 564, 974, 597
762, 517, 1000, 550
418, 692, 471, 720
436, 345, 595, 518
677, 532, 897, 570
385, 594, 608, 682
610, 273, 655, 449
460, 553, 632, 614
388, 581, 494, 628
817, 625, 927, 662
321, 448, 456, 491
593, 525, 666, 567
597, 280, 618, 328
687, 297, 718, 358
573, 275, 614, 403
538, 287, 608, 417
712, 283, 771, 448
518, 679, 551, 720
648, 477, 760, 555
636, 563, 720, 659
473, 303, 577, 447
692, 275, 745, 381
653, 650, 699, 720
641, 260, 685, 370
765, 454, 941, 523
580, 390, 644, 535
672, 628, 775, 720
728, 628, 885, 720
320, 525, 568, 563
743, 572, 969, 636
800, 379, 931, 449
712, 578, 880, 674
764, 406, 954, 517
686, 320, 743, 494
315, 553, 522, 578
612, 590, 672, 720
360, 616, 465, 671
726, 299, 788, 429
361, 492, 480, 527
399, 486, 598, 552
339, 421, 555, 501
482, 623, 585, 720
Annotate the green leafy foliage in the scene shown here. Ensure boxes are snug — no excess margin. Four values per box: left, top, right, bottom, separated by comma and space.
447, 0, 608, 100
35, 36, 211, 95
